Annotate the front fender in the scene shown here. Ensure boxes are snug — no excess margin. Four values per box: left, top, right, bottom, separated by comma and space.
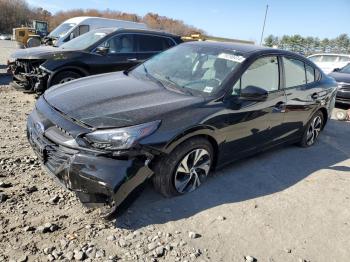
163, 125, 223, 154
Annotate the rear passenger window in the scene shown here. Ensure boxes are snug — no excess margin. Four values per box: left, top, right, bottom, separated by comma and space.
138, 35, 173, 52
283, 57, 306, 87
305, 64, 315, 83
240, 56, 279, 92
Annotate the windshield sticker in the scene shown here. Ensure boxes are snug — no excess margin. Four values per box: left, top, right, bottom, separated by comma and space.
203, 86, 214, 93
218, 53, 245, 63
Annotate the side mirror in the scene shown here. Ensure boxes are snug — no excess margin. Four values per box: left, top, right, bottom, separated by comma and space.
333, 68, 340, 72
69, 32, 75, 40
95, 46, 109, 55
240, 86, 268, 101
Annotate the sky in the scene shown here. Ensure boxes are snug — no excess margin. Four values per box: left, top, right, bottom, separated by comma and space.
27, 0, 350, 43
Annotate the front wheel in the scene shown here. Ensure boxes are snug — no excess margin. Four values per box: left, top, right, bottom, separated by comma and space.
299, 111, 324, 147
50, 71, 82, 87
152, 138, 213, 197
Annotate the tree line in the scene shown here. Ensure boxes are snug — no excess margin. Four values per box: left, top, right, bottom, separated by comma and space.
264, 34, 350, 56
0, 0, 51, 33
0, 0, 203, 36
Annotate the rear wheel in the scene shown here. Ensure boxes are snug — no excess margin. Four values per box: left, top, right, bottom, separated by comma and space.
50, 71, 82, 87
299, 111, 324, 147
152, 138, 213, 197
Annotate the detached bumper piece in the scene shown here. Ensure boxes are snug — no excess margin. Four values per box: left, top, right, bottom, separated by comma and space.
27, 104, 153, 218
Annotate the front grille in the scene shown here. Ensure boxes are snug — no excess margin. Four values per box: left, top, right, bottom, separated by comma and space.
45, 146, 72, 174
45, 125, 74, 145
27, 112, 77, 176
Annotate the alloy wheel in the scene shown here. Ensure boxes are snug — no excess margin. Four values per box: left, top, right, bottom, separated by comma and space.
174, 148, 211, 194
306, 115, 322, 146
59, 77, 75, 84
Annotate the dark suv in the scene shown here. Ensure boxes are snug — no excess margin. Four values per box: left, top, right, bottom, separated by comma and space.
8, 28, 182, 93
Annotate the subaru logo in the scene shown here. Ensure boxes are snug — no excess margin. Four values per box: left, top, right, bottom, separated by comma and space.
34, 122, 45, 134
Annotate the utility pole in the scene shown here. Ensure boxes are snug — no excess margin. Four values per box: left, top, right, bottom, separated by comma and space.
260, 4, 269, 46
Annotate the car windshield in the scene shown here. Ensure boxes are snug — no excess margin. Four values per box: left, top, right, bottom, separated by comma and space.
49, 23, 76, 38
322, 55, 338, 62
60, 30, 109, 50
340, 63, 350, 74
309, 55, 322, 62
131, 44, 244, 96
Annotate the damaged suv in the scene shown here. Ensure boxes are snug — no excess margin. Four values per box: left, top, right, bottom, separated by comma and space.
27, 42, 337, 218
8, 28, 182, 93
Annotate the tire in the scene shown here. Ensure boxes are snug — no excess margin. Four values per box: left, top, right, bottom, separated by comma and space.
298, 111, 324, 147
27, 37, 41, 48
335, 110, 347, 121
152, 137, 213, 197
50, 71, 82, 87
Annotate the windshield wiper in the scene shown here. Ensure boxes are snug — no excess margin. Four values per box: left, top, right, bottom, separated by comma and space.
142, 64, 166, 88
164, 76, 194, 96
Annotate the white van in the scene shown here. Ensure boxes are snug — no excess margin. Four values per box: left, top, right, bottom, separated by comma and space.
308, 53, 350, 74
47, 16, 147, 47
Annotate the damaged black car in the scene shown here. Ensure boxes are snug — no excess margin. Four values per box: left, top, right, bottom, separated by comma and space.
8, 28, 182, 93
27, 41, 337, 218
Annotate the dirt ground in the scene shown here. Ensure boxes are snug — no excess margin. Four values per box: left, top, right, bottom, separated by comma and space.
0, 40, 350, 262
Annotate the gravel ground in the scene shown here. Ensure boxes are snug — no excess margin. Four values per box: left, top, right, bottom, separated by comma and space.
0, 41, 350, 262
0, 40, 18, 68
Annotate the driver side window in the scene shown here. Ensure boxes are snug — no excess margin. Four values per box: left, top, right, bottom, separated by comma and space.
232, 56, 279, 95
101, 34, 135, 54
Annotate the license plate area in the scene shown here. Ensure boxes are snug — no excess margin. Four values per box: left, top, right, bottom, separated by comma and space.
29, 133, 47, 162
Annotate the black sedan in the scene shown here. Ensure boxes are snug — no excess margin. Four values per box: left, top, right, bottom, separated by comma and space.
27, 41, 337, 218
8, 28, 182, 93
329, 63, 350, 106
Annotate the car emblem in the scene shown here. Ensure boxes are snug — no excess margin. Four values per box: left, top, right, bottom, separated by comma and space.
34, 122, 45, 134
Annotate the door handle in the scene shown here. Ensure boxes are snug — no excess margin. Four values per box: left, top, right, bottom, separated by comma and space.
273, 101, 286, 113
127, 58, 137, 61
311, 93, 319, 100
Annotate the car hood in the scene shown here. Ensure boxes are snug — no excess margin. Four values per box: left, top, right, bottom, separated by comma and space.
44, 72, 204, 128
10, 46, 82, 60
329, 72, 350, 84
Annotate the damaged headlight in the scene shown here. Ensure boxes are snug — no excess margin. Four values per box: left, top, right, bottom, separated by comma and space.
85, 120, 161, 150
8, 57, 15, 64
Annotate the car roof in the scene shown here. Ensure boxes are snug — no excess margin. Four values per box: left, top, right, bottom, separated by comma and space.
102, 27, 180, 38
63, 16, 146, 27
308, 53, 350, 57
182, 41, 289, 55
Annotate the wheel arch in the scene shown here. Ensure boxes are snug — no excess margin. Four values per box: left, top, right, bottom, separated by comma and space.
318, 107, 328, 129
163, 126, 221, 169
48, 66, 89, 87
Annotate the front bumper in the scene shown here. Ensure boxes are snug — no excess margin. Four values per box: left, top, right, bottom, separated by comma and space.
7, 60, 47, 92
26, 104, 153, 210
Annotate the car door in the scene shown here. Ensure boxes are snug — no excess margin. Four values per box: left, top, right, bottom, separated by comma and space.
219, 55, 286, 162
136, 34, 176, 63
281, 56, 323, 139
91, 33, 140, 74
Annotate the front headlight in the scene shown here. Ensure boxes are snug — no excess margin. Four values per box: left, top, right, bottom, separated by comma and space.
8, 57, 15, 64
84, 120, 161, 150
